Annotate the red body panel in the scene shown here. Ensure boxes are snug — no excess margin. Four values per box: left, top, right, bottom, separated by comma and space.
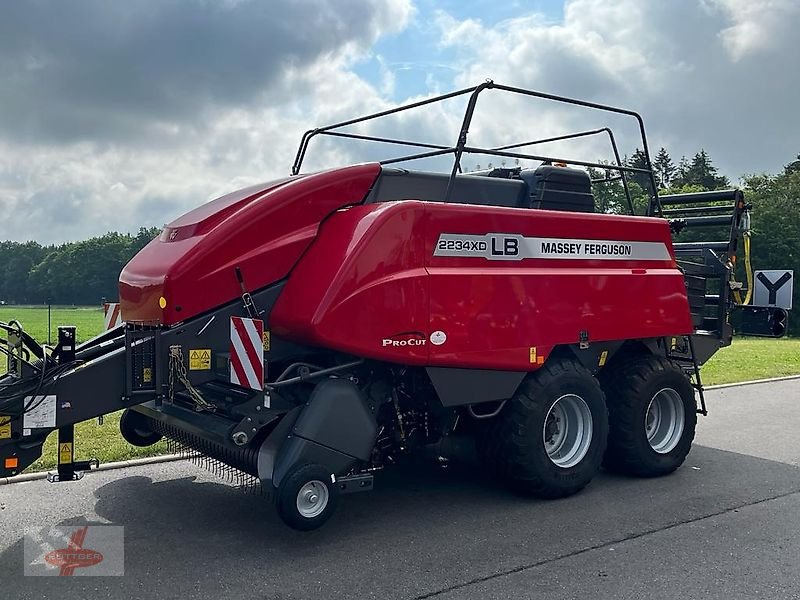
270, 202, 430, 363
119, 164, 381, 324
271, 200, 693, 370
424, 204, 692, 369
120, 162, 692, 371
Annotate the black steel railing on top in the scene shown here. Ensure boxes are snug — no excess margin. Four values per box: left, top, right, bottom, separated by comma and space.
291, 80, 661, 217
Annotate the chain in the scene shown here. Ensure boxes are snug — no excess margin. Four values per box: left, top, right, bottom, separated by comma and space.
168, 347, 177, 403
168, 345, 215, 412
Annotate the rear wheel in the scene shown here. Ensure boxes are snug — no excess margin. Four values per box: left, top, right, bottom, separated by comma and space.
477, 360, 608, 498
600, 356, 697, 477
119, 409, 162, 447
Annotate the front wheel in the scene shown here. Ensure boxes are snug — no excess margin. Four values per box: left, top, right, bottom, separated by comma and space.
477, 360, 609, 499
275, 464, 340, 531
119, 409, 162, 447
600, 356, 697, 477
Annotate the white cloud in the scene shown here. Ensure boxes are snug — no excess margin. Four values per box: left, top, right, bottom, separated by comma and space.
434, 0, 800, 179
708, 0, 799, 60
1, 0, 798, 244
0, 0, 414, 243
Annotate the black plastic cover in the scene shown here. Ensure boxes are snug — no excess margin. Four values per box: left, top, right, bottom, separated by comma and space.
271, 435, 356, 487
292, 379, 377, 461
520, 165, 595, 213
426, 367, 526, 407
367, 168, 530, 209
738, 306, 789, 338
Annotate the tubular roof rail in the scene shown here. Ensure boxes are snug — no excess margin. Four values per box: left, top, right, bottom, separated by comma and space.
291, 80, 661, 216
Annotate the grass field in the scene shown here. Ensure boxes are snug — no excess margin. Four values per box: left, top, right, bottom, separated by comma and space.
1, 305, 799, 472
700, 337, 800, 385
0, 305, 106, 345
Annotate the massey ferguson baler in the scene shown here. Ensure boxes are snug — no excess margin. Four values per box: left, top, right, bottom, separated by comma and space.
0, 82, 787, 530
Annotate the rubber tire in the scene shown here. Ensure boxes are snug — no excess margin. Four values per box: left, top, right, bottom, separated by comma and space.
119, 409, 162, 447
600, 356, 697, 477
477, 360, 609, 499
275, 464, 340, 531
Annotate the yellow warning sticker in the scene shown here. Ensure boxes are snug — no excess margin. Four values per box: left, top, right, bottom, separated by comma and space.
598, 350, 609, 367
189, 349, 211, 370
143, 368, 153, 383
262, 331, 271, 352
0, 416, 11, 440
58, 442, 73, 464
529, 347, 537, 364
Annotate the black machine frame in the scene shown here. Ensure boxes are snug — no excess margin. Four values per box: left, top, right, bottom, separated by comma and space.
291, 80, 662, 217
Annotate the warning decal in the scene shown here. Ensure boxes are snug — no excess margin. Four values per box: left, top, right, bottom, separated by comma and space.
230, 317, 264, 391
103, 302, 124, 330
22, 395, 57, 431
189, 349, 211, 370
0, 416, 11, 440
262, 330, 271, 351
59, 443, 73, 464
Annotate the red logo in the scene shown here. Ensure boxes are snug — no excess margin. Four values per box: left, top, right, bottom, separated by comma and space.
44, 526, 104, 576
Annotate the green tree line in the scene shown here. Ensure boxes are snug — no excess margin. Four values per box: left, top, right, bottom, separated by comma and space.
0, 228, 160, 305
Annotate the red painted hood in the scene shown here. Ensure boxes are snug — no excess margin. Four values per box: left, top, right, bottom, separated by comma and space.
119, 163, 381, 325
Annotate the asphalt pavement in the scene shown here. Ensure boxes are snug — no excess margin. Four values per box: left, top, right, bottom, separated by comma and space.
2, 378, 800, 599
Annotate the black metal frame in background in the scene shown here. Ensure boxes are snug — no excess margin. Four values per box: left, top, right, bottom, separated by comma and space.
291, 80, 661, 216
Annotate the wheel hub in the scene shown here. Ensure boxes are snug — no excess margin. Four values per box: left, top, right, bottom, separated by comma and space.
544, 415, 561, 441
296, 480, 329, 518
542, 394, 593, 469
645, 388, 685, 454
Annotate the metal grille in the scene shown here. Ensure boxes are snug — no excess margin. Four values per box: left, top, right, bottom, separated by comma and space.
124, 322, 161, 397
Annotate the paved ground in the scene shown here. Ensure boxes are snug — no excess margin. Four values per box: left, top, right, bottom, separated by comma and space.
2, 379, 800, 599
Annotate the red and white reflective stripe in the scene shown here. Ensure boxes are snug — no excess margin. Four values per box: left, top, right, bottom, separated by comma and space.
103, 303, 123, 330
230, 316, 264, 391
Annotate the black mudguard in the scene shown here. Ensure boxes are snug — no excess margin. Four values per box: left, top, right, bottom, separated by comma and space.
265, 379, 377, 487
426, 367, 526, 407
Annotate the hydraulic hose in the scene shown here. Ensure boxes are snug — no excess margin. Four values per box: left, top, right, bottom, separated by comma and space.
732, 213, 753, 305
0, 319, 66, 417
0, 321, 44, 360
742, 234, 753, 305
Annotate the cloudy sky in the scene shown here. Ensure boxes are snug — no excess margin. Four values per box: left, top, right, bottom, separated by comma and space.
1, 0, 798, 243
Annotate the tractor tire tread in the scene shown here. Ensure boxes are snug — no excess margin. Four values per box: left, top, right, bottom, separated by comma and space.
477, 360, 607, 499
600, 355, 696, 477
